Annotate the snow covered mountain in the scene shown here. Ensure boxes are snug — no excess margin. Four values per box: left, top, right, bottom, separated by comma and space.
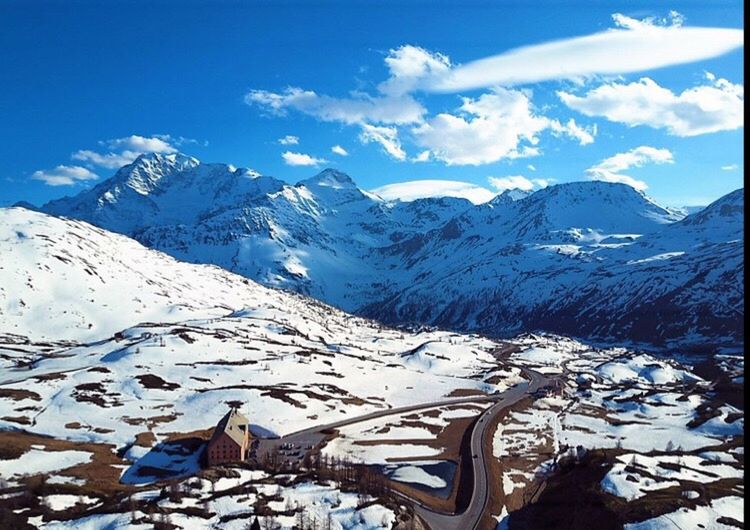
37, 153, 744, 351
0, 206, 305, 342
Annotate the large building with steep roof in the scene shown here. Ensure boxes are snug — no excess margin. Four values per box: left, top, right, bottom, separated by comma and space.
206, 408, 251, 466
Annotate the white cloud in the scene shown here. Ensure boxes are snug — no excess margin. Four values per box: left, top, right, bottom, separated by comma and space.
31, 165, 99, 186
379, 45, 452, 96
559, 75, 743, 136
412, 150, 431, 163
412, 88, 591, 166
532, 178, 552, 188
72, 134, 181, 169
245, 42, 609, 165
245, 87, 425, 125
281, 151, 326, 166
358, 124, 406, 161
371, 179, 496, 204
279, 135, 299, 145
487, 175, 536, 192
104, 135, 177, 154
549, 119, 597, 145
487, 175, 552, 192
430, 12, 743, 91
721, 164, 738, 171
331, 145, 349, 156
71, 150, 141, 169
586, 146, 674, 191
527, 164, 536, 171
246, 45, 448, 127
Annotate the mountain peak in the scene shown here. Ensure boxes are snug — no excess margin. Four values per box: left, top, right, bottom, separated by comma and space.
297, 168, 357, 190
489, 189, 532, 207
111, 152, 201, 196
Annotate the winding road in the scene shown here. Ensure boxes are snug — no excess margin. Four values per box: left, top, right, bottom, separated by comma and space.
411, 368, 548, 530
264, 366, 551, 530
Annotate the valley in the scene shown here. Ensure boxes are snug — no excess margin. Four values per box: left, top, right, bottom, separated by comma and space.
0, 207, 743, 529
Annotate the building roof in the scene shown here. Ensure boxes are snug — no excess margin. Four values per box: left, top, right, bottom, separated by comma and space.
209, 408, 249, 447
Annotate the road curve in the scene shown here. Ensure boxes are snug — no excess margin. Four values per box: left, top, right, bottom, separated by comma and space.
411, 368, 549, 530
265, 366, 550, 530
283, 394, 503, 441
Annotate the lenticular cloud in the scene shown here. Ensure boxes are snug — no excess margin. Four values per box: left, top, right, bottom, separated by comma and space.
429, 15, 743, 92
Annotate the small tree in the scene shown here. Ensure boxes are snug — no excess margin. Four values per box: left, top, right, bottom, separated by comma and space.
296, 506, 307, 529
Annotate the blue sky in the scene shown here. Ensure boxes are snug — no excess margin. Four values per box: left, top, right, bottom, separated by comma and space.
0, 0, 743, 208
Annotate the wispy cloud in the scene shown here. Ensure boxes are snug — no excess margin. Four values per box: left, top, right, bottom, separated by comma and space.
278, 135, 299, 145
245, 11, 741, 167
30, 134, 191, 186
281, 151, 326, 166
721, 164, 739, 171
412, 150, 431, 163
371, 179, 496, 204
71, 150, 139, 169
586, 146, 674, 191
331, 145, 349, 156
246, 87, 425, 126
429, 13, 743, 91
488, 175, 550, 192
358, 124, 406, 161
31, 165, 99, 186
72, 134, 181, 169
105, 135, 178, 153
559, 74, 743, 136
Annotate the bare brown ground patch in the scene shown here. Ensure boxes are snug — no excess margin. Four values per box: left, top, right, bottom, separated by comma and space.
1, 415, 31, 425
120, 412, 182, 430
360, 404, 487, 514
446, 388, 491, 398
161, 427, 214, 443
32, 372, 68, 382
478, 396, 535, 530
0, 431, 133, 497
0, 388, 41, 401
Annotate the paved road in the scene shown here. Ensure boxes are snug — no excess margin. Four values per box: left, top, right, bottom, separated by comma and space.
263, 366, 551, 530
255, 393, 510, 465
410, 368, 549, 530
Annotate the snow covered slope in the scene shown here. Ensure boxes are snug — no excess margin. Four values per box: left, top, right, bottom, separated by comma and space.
37, 153, 744, 350
0, 208, 514, 443
1, 207, 311, 342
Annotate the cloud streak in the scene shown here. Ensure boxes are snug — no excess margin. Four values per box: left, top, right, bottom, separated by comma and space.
430, 13, 743, 92
246, 87, 425, 125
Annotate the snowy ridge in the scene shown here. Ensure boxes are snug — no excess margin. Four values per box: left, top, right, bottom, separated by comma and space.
36, 153, 744, 350
0, 207, 346, 342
